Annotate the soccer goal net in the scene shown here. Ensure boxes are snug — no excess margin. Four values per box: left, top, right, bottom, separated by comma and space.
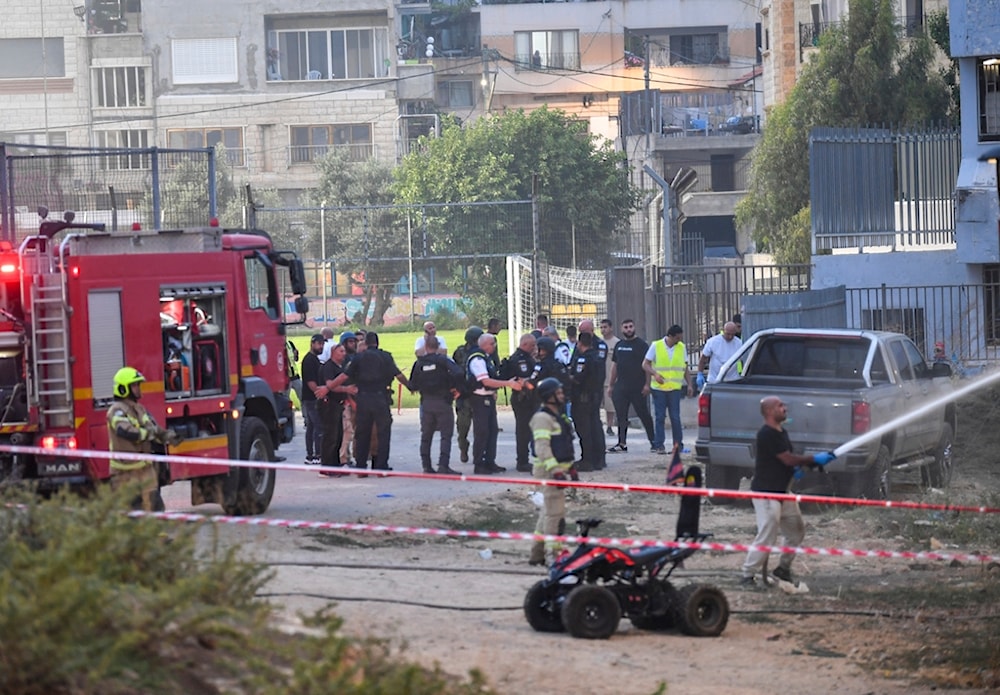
505, 255, 607, 352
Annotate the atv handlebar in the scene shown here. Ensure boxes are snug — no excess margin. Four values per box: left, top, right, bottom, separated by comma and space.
574, 518, 602, 536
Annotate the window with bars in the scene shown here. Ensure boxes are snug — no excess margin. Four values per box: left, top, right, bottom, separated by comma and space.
268, 28, 388, 81
289, 124, 373, 163
94, 66, 148, 108
979, 57, 1000, 142
513, 30, 579, 70
96, 130, 149, 169
165, 127, 245, 167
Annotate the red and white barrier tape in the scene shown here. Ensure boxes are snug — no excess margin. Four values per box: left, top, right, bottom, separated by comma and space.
4, 442, 999, 515
131, 509, 1000, 565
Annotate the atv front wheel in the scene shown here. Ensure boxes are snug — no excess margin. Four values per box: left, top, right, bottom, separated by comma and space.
524, 581, 565, 633
676, 584, 729, 637
561, 585, 621, 640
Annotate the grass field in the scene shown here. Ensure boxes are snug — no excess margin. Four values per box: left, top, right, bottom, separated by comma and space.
288, 329, 513, 410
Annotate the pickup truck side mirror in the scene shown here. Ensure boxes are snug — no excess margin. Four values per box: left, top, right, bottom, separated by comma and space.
930, 361, 951, 378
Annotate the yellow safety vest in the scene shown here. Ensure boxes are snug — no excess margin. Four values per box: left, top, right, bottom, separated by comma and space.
651, 339, 687, 392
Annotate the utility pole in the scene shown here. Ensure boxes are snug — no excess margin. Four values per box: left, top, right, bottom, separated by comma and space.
644, 35, 651, 153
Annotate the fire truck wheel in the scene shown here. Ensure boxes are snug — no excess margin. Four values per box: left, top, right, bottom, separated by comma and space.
224, 416, 276, 516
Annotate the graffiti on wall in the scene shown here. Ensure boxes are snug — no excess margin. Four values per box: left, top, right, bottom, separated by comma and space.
293, 294, 465, 326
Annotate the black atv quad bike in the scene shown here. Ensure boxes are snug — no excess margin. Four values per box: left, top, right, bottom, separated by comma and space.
523, 466, 729, 640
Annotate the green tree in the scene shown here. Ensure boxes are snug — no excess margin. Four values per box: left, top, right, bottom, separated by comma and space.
157, 144, 290, 238
394, 106, 641, 314
300, 150, 401, 326
736, 0, 955, 264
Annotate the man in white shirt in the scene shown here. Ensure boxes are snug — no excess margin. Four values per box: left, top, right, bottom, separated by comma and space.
543, 326, 572, 365
415, 321, 448, 357
698, 322, 742, 383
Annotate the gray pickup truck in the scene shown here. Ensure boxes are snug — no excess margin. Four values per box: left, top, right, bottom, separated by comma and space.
694, 329, 956, 499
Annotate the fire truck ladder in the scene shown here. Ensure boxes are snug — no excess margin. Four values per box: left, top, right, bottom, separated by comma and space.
24, 243, 73, 430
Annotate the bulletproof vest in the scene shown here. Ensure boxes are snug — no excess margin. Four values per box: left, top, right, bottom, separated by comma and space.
354, 349, 390, 392
414, 354, 452, 396
465, 348, 496, 389
550, 410, 576, 463
501, 348, 535, 379
534, 356, 570, 390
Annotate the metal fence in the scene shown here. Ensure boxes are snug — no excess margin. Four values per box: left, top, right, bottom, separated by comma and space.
810, 126, 960, 252
650, 262, 812, 349
641, 271, 1000, 368
253, 200, 535, 327
1, 143, 216, 241
845, 284, 1000, 365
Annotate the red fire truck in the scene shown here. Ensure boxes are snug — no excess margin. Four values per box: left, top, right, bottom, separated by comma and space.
0, 208, 309, 515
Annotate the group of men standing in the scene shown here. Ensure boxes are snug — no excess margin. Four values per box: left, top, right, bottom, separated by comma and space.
297, 313, 744, 478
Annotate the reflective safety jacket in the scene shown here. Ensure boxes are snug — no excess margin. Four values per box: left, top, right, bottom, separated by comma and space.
531, 407, 576, 477
106, 398, 168, 471
650, 339, 688, 392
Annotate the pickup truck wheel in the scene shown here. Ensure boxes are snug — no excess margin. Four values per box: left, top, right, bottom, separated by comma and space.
705, 464, 741, 505
864, 445, 892, 500
921, 423, 953, 489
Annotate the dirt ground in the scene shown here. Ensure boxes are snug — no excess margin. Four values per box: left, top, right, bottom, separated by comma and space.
213, 396, 1000, 695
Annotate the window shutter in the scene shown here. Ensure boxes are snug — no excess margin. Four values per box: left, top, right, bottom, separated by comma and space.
172, 38, 238, 84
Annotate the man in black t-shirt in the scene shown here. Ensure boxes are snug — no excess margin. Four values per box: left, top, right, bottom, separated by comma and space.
739, 396, 835, 587
300, 334, 325, 465
606, 319, 655, 453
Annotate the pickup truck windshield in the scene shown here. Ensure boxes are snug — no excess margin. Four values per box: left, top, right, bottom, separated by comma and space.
745, 336, 873, 381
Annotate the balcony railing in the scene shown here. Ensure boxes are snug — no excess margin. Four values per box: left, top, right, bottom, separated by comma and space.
800, 14, 923, 50
288, 143, 376, 165
513, 52, 581, 71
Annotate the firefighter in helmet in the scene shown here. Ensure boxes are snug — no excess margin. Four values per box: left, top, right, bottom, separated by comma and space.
107, 367, 179, 511
528, 377, 578, 566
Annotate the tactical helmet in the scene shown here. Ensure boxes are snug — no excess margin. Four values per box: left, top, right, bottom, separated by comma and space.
464, 325, 484, 344
113, 366, 146, 398
536, 337, 556, 355
536, 377, 563, 402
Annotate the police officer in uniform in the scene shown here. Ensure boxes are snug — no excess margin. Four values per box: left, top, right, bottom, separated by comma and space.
500, 333, 537, 472
452, 326, 483, 464
107, 367, 180, 511
569, 332, 605, 472
409, 335, 464, 474
466, 333, 522, 474
574, 319, 608, 470
338, 332, 411, 471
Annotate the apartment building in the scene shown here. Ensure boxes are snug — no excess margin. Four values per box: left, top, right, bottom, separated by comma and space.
2, 0, 761, 257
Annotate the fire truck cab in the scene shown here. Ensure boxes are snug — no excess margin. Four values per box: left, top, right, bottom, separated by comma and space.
0, 210, 308, 515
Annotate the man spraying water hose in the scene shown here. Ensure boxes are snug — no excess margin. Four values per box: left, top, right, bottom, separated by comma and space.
740, 396, 835, 588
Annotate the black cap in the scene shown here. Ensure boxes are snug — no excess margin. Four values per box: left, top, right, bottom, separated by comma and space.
731, 313, 742, 324
311, 333, 325, 343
